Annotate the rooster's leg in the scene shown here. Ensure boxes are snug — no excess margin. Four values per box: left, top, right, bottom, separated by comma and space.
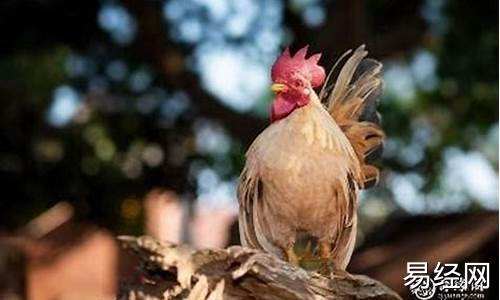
285, 247, 300, 266
319, 241, 331, 259
317, 241, 335, 276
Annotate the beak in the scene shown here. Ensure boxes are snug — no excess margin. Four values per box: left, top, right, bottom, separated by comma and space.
271, 83, 288, 94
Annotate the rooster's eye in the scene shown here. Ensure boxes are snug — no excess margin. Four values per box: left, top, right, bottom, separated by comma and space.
294, 79, 303, 87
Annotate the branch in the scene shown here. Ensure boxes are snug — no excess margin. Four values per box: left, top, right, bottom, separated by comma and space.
117, 236, 402, 300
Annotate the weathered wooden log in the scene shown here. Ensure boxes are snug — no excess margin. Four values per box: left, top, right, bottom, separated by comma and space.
117, 236, 401, 300
0, 240, 27, 300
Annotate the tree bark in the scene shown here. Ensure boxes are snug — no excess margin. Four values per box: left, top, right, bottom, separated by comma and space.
117, 236, 402, 300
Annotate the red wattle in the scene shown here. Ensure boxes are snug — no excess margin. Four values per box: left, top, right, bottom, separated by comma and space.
271, 95, 297, 123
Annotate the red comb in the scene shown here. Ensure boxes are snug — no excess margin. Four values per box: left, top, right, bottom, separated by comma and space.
271, 46, 325, 87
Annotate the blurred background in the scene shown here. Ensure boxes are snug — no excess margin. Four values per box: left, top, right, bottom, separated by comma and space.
0, 0, 498, 299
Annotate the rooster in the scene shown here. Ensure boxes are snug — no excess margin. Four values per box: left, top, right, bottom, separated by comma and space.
238, 45, 384, 270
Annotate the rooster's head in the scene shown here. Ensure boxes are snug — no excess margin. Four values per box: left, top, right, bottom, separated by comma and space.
270, 46, 325, 122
